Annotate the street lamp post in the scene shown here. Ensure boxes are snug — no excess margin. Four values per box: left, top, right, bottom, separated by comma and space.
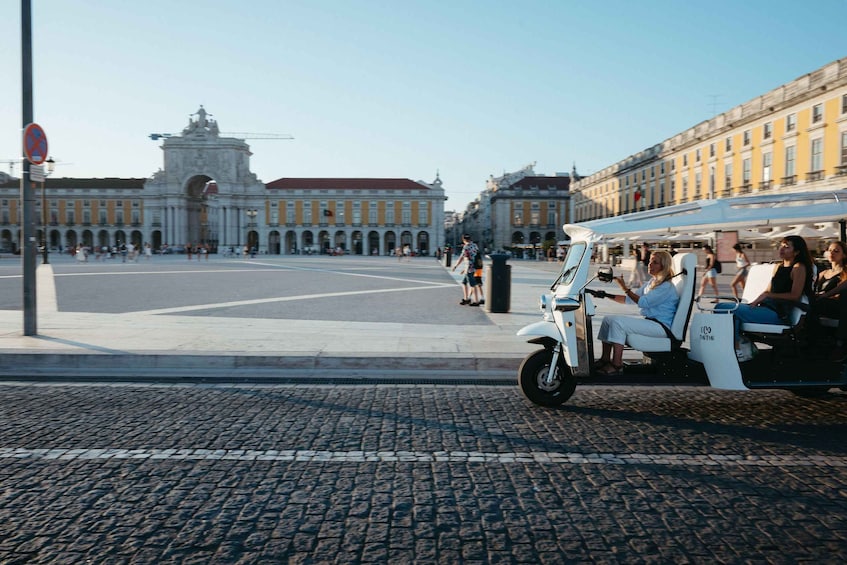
41, 157, 55, 264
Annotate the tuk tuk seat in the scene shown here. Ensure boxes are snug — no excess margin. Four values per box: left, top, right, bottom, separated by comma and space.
739, 263, 808, 334
626, 252, 697, 352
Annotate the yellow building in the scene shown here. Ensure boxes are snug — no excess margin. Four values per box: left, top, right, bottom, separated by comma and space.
572, 57, 847, 222
0, 107, 446, 255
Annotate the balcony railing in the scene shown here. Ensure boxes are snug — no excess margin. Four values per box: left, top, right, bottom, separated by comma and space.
781, 175, 797, 186
806, 170, 824, 182
836, 164, 847, 177
758, 180, 773, 191
738, 183, 752, 194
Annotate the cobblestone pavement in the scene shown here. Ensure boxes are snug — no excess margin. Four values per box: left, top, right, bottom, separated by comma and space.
1, 383, 846, 563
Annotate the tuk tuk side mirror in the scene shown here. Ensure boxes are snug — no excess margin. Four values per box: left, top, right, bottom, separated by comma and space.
597, 266, 614, 283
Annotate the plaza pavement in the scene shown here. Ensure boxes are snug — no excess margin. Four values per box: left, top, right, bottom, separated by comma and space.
0, 255, 725, 381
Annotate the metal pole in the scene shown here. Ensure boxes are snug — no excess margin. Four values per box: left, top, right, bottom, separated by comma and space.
21, 0, 37, 335
41, 179, 48, 264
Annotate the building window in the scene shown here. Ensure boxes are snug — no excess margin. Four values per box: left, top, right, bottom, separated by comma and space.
743, 130, 751, 146
368, 203, 377, 224
695, 149, 701, 162
812, 103, 823, 124
336, 201, 344, 223
131, 210, 141, 224
66, 210, 75, 225
724, 163, 732, 190
83, 210, 91, 224
811, 138, 823, 172
841, 131, 847, 165
786, 113, 797, 132
762, 152, 772, 183
725, 137, 732, 152
99, 210, 108, 225
385, 202, 394, 225
842, 94, 847, 114
682, 154, 688, 167
742, 158, 751, 185
763, 122, 772, 140
401, 201, 411, 225
286, 201, 295, 224
695, 171, 702, 197
530, 202, 540, 225
353, 201, 362, 224
709, 143, 715, 158
418, 204, 428, 225
303, 201, 312, 225
116, 210, 124, 225
682, 177, 688, 200
785, 145, 796, 177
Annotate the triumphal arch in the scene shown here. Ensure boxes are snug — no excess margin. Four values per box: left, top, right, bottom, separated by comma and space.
144, 106, 265, 251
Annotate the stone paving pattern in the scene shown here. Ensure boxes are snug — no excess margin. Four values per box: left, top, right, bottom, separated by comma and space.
1, 383, 846, 563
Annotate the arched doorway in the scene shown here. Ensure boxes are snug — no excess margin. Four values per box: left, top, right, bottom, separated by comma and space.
185, 175, 214, 247
333, 230, 346, 253
417, 232, 429, 255
268, 230, 280, 254
367, 231, 380, 255
301, 230, 315, 253
66, 230, 78, 250
384, 231, 397, 255
351, 230, 362, 255
285, 230, 297, 254
81, 230, 92, 249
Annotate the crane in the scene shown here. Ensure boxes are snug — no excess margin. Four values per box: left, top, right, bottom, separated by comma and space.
149, 132, 293, 141
1, 158, 72, 176
1, 158, 22, 175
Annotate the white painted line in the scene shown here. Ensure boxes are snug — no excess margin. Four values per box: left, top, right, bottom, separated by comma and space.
2, 447, 844, 466
133, 283, 456, 316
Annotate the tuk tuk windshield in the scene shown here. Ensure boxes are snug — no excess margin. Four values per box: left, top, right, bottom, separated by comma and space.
552, 242, 586, 289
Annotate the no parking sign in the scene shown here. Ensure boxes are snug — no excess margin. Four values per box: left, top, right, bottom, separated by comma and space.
23, 123, 48, 165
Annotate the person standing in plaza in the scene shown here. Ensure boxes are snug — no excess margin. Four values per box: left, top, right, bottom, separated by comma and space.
452, 233, 482, 306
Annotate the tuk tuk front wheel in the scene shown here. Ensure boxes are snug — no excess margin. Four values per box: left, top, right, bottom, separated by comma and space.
519, 348, 577, 407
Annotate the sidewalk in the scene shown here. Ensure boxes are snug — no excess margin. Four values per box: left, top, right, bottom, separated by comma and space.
0, 259, 567, 380
0, 258, 733, 381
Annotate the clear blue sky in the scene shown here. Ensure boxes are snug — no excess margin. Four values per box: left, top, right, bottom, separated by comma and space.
2, 0, 845, 211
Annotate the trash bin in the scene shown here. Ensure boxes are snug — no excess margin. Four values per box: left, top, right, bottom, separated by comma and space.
444, 246, 452, 268
485, 252, 511, 313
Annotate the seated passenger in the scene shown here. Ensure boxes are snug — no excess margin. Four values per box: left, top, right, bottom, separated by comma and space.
594, 251, 679, 376
809, 241, 847, 362
715, 235, 814, 360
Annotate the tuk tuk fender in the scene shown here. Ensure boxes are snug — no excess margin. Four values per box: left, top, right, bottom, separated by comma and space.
689, 312, 747, 390
517, 320, 563, 344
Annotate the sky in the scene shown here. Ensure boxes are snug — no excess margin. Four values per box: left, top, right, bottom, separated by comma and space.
2, 0, 846, 211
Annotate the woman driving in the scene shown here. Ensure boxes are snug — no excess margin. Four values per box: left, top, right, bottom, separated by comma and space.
594, 250, 678, 376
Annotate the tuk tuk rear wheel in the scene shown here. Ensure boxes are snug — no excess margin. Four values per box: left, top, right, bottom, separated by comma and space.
519, 348, 577, 407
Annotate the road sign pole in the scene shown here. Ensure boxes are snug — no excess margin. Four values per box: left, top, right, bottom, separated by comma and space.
21, 0, 37, 336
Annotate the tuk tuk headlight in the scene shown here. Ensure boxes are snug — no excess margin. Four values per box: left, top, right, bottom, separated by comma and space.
554, 297, 580, 312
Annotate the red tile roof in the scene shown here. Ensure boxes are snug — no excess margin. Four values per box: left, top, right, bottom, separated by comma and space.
266, 178, 431, 191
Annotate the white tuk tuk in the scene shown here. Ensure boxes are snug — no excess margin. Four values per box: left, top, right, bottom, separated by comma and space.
517, 190, 847, 406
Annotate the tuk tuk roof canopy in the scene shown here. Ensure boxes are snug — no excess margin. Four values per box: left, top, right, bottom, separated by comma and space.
565, 190, 847, 243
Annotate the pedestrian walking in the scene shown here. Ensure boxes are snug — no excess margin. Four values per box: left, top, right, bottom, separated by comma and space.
698, 244, 720, 298
730, 243, 751, 299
